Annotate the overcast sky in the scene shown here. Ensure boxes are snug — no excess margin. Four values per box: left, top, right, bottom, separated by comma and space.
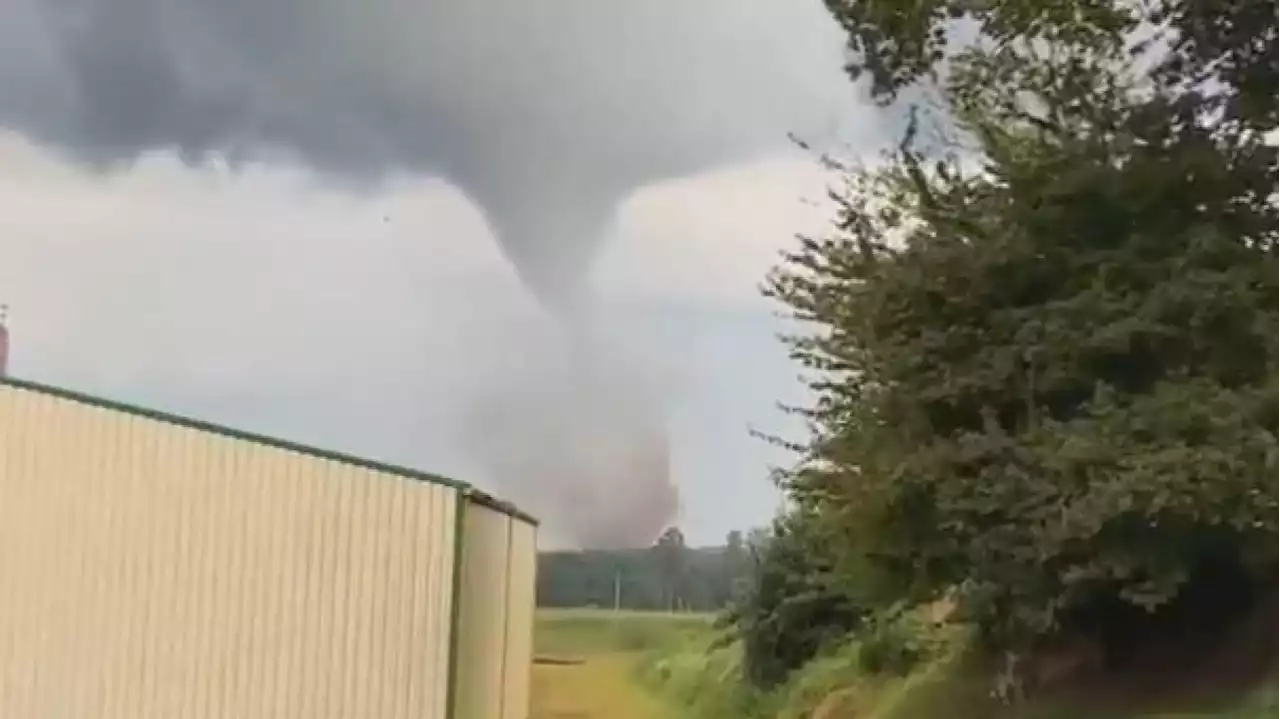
0, 0, 891, 546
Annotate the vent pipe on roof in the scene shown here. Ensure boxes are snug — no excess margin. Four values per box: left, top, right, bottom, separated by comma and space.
0, 304, 9, 378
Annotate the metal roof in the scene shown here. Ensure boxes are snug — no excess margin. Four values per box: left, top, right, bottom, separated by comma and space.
0, 376, 538, 526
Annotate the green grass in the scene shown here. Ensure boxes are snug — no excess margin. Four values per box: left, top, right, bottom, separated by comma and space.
533, 607, 1277, 719
535, 607, 716, 657
531, 652, 674, 719
531, 608, 718, 719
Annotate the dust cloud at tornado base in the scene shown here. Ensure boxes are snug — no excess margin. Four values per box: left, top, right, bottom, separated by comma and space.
0, 0, 870, 547
458, 314, 684, 550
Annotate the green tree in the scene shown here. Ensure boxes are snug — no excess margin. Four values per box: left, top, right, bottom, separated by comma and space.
766, 0, 1277, 660
825, 0, 1276, 133
725, 529, 745, 555
722, 530, 749, 604
726, 512, 866, 689
654, 526, 689, 611
536, 539, 757, 612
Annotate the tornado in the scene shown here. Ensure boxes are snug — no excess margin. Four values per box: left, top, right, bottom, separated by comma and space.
0, 0, 862, 546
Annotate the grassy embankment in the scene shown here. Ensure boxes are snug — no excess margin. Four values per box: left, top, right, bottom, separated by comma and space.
637, 612, 1278, 719
532, 607, 1278, 719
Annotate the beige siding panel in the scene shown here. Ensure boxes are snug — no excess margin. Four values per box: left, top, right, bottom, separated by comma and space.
454, 500, 540, 719
500, 518, 538, 719
0, 383, 460, 719
452, 502, 511, 719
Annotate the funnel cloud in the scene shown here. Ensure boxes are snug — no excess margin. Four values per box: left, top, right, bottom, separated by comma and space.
0, 0, 862, 546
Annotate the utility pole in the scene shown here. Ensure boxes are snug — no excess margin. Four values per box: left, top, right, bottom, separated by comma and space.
612, 570, 621, 614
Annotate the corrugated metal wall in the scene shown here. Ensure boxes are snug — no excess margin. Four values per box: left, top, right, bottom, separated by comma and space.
500, 517, 538, 719
0, 382, 463, 719
452, 502, 510, 719
452, 500, 538, 719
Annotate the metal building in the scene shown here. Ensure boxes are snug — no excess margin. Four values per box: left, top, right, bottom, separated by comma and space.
0, 376, 537, 719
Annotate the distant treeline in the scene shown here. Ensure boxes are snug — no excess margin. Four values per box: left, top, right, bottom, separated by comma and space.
537, 528, 755, 612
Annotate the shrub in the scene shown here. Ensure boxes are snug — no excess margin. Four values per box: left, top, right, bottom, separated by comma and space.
724, 513, 867, 690
856, 607, 943, 676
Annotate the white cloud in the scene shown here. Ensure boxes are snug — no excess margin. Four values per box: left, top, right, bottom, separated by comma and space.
0, 130, 525, 387
0, 131, 835, 390
598, 155, 836, 307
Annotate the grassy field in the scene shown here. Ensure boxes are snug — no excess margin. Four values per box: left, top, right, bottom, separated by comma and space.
530, 607, 1278, 719
530, 608, 715, 719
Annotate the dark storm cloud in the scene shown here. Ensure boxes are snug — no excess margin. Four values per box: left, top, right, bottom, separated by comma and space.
0, 0, 865, 301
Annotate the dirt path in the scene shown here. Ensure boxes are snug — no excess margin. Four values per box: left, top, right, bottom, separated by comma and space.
530, 653, 671, 719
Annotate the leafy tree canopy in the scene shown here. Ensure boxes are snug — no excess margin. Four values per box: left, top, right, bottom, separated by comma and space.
761, 0, 1277, 656
826, 0, 1276, 135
